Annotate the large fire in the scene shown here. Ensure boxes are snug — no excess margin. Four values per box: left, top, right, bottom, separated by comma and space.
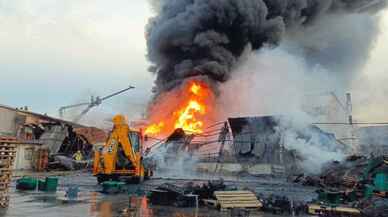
144, 80, 215, 136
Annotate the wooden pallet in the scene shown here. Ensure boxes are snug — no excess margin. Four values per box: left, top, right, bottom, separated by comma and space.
308, 204, 361, 216
0, 142, 15, 208
214, 191, 263, 211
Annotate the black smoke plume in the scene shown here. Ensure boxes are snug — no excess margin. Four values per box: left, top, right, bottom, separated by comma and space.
146, 0, 386, 93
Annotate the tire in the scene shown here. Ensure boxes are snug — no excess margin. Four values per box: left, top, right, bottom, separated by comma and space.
97, 175, 108, 184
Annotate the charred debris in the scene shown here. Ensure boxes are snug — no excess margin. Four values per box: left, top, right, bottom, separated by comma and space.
20, 122, 106, 171
146, 115, 346, 177
293, 155, 388, 217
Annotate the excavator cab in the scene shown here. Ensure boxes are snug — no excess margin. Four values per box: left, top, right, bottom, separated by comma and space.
93, 115, 152, 184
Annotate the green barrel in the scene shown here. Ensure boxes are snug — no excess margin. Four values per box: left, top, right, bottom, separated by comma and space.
37, 177, 58, 192
38, 179, 46, 191
45, 177, 58, 192
16, 177, 38, 191
374, 173, 388, 192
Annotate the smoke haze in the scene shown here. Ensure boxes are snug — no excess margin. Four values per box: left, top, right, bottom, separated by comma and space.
145, 0, 388, 173
146, 0, 386, 93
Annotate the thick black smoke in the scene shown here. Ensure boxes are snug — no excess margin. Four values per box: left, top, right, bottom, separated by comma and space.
146, 0, 386, 92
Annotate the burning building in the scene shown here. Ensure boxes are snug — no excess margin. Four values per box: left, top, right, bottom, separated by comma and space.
141, 0, 387, 175
194, 116, 347, 176
144, 79, 217, 137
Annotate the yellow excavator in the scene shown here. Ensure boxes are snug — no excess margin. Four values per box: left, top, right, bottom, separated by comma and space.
93, 115, 152, 184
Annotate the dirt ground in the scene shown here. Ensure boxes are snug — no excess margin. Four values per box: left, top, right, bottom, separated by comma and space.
0, 172, 315, 217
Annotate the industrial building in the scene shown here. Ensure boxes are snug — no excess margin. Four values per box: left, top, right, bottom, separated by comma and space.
0, 104, 83, 137
0, 104, 106, 171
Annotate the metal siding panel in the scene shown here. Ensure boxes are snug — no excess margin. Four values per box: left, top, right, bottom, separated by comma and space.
0, 107, 17, 136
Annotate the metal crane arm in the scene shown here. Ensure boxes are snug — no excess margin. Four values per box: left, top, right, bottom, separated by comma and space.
59, 85, 136, 122
101, 86, 135, 101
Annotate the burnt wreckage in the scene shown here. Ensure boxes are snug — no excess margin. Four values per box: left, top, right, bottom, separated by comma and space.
149, 116, 345, 176
217, 116, 346, 174
21, 122, 97, 170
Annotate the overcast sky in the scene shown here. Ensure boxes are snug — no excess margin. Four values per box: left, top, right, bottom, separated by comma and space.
0, 1, 388, 125
0, 0, 154, 124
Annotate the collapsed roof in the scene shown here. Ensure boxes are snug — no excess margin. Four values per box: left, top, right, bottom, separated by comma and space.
227, 116, 346, 164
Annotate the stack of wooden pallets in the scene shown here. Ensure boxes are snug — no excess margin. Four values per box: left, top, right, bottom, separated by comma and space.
213, 191, 263, 211
0, 139, 16, 208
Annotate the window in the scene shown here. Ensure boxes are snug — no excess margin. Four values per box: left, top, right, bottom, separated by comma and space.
128, 132, 140, 152
24, 148, 33, 160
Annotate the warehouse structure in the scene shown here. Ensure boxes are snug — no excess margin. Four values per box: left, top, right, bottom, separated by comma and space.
0, 104, 106, 171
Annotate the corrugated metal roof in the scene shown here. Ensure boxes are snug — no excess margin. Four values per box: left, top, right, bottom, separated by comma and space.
226, 116, 344, 164
0, 104, 86, 128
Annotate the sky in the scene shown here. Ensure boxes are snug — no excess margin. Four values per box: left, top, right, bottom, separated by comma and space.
352, 10, 388, 121
0, 0, 154, 125
0, 0, 388, 126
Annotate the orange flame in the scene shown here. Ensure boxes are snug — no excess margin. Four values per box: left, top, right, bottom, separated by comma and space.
190, 83, 201, 95
174, 100, 205, 134
144, 80, 215, 136
144, 122, 164, 135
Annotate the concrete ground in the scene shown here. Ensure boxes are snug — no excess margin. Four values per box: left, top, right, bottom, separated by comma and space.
0, 172, 316, 217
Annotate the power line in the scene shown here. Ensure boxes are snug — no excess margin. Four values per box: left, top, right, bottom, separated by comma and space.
313, 122, 388, 125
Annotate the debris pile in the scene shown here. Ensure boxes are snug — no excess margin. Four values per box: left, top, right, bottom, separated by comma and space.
261, 195, 306, 215
296, 155, 388, 216
20, 123, 107, 171
148, 179, 226, 207
360, 197, 388, 217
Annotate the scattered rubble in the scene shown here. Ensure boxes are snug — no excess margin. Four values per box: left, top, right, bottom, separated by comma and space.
148, 179, 226, 207
260, 194, 306, 215
294, 154, 388, 216
21, 123, 107, 171
360, 197, 388, 217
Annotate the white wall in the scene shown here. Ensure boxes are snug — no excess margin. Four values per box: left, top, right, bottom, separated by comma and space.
13, 144, 35, 170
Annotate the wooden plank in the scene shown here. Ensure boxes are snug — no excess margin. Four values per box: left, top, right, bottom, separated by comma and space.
214, 191, 262, 210
220, 203, 262, 207
0, 185, 10, 189
0, 144, 16, 148
0, 194, 9, 198
217, 200, 260, 204
218, 200, 262, 205
0, 151, 15, 154
221, 203, 262, 208
308, 204, 360, 215
0, 176, 12, 181
216, 194, 255, 198
216, 196, 258, 200
215, 191, 253, 195
0, 155, 15, 158
0, 147, 16, 150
